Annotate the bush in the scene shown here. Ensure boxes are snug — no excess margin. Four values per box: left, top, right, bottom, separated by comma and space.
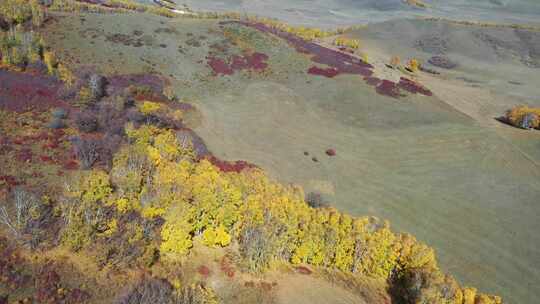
51, 107, 67, 119
505, 105, 540, 129
305, 192, 329, 208
0, 188, 51, 247
239, 226, 276, 272
89, 74, 106, 101
72, 137, 100, 169
407, 58, 421, 72
43, 51, 57, 74
97, 103, 126, 136
75, 110, 98, 133
47, 117, 65, 129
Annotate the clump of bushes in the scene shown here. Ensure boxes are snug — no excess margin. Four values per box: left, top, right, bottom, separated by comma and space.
504, 105, 540, 130
75, 110, 98, 133
89, 73, 107, 101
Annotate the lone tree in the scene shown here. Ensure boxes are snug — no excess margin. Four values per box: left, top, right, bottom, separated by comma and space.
88, 74, 106, 101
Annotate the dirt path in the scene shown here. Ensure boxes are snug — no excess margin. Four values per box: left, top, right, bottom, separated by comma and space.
272, 273, 368, 304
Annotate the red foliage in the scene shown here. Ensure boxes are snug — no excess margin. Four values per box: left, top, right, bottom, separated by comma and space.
16, 148, 33, 163
40, 155, 54, 163
308, 66, 340, 78
0, 175, 22, 189
219, 22, 434, 99
0, 70, 67, 113
63, 159, 79, 170
397, 77, 432, 96
220, 257, 235, 278
295, 265, 313, 275
0, 238, 30, 291
207, 52, 269, 76
205, 155, 257, 173
376, 80, 401, 98
34, 268, 61, 303
207, 57, 234, 75
197, 265, 211, 278
325, 148, 336, 156
364, 76, 382, 86
245, 52, 269, 70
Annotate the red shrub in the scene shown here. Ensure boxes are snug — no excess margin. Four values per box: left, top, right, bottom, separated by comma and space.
376, 80, 401, 98
308, 66, 339, 78
220, 257, 235, 278
295, 266, 312, 275
197, 265, 211, 277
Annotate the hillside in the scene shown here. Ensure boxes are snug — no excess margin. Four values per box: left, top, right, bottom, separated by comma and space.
2, 1, 538, 303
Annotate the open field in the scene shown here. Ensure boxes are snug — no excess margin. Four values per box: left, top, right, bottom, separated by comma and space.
42, 12, 540, 303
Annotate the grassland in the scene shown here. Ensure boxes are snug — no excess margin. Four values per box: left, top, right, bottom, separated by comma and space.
2, 5, 536, 304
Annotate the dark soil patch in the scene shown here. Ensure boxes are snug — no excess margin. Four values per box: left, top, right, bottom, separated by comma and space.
415, 35, 448, 54
106, 73, 168, 100
186, 37, 201, 47
155, 27, 178, 35
105, 33, 147, 47
428, 56, 458, 69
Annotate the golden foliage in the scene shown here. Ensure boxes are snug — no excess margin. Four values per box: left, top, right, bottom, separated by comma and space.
334, 37, 360, 49
43, 51, 57, 75
408, 58, 421, 72
139, 101, 163, 115
390, 56, 401, 67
